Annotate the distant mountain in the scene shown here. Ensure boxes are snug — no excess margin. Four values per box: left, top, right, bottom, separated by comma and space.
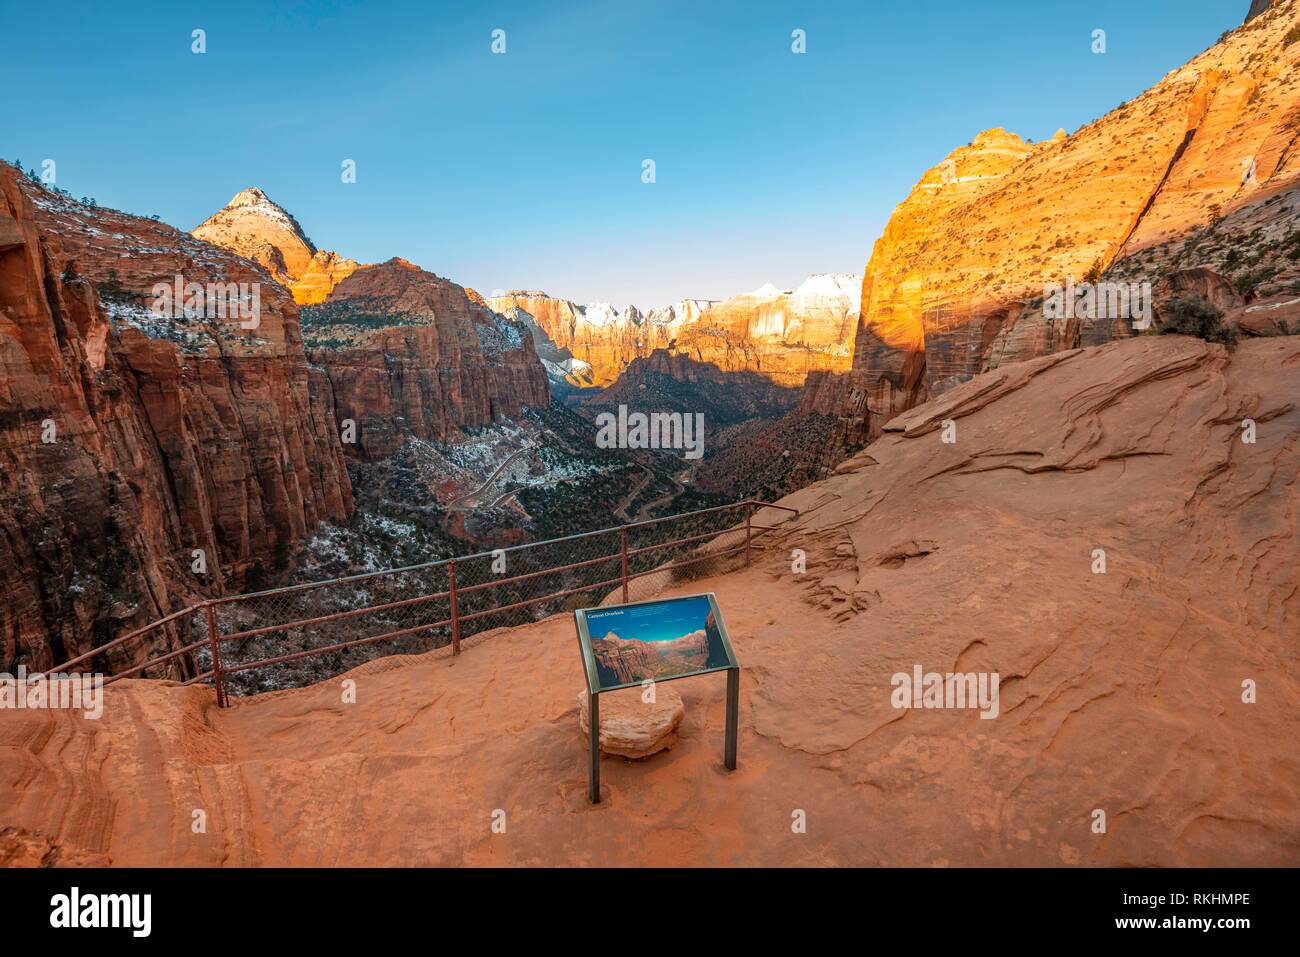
487, 275, 859, 390
192, 188, 357, 303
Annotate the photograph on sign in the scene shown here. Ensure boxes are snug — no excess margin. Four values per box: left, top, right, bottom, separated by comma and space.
576, 594, 736, 693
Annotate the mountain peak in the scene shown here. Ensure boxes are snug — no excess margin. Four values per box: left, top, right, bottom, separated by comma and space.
227, 186, 274, 206
192, 187, 317, 285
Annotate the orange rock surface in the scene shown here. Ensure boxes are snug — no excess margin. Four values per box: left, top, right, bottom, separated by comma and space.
2, 335, 1294, 866
489, 277, 858, 389
191, 188, 318, 286
845, 3, 1300, 439
192, 189, 358, 304
292, 250, 359, 305
301, 259, 551, 459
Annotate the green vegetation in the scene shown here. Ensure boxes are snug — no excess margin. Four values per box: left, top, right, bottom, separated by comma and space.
1159, 296, 1235, 346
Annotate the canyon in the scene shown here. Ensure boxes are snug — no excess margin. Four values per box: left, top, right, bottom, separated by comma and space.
2, 0, 1297, 696
591, 628, 712, 687
0, 0, 1297, 871
3, 333, 1295, 866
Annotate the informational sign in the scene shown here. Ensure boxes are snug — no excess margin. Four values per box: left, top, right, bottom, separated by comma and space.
574, 593, 737, 693
574, 593, 740, 803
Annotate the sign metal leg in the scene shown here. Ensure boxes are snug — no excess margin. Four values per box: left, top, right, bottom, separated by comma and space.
725, 667, 739, 770
589, 691, 601, 803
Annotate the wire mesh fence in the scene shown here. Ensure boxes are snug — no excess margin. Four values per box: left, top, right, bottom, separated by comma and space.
41, 500, 797, 701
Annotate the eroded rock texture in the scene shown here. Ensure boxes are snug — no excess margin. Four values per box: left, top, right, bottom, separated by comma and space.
0, 336, 1293, 866
302, 259, 551, 459
0, 167, 352, 673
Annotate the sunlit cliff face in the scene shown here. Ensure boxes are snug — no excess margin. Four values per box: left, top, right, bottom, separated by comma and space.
848, 6, 1300, 436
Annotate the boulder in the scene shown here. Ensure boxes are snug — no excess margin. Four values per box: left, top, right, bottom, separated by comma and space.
577, 686, 684, 759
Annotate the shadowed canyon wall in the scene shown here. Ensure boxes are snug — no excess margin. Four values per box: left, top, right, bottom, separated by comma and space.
301, 259, 551, 460
0, 166, 353, 673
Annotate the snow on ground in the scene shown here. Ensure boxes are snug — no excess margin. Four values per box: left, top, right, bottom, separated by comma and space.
104, 299, 214, 352
476, 310, 526, 355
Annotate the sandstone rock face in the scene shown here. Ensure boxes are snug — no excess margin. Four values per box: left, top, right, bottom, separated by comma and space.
843, 7, 1300, 440
578, 686, 684, 759
1, 336, 1293, 866
0, 166, 352, 674
302, 259, 551, 459
488, 276, 858, 389
191, 188, 317, 286
192, 189, 359, 305
674, 275, 860, 387
292, 250, 358, 305
486, 292, 666, 387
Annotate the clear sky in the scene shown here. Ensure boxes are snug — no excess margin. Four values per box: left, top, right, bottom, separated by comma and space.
1, 0, 1247, 306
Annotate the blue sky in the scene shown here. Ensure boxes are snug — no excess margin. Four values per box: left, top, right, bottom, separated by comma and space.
1, 0, 1246, 305
586, 596, 711, 642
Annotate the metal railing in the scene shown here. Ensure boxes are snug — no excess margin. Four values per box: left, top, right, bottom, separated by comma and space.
32, 500, 799, 704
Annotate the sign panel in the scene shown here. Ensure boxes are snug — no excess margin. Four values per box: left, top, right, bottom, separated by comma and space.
574, 593, 737, 694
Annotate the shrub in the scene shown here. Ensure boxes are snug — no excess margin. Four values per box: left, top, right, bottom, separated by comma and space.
1159, 296, 1235, 345
1286, 25, 1300, 47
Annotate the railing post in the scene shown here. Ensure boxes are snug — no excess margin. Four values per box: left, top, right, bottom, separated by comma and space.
745, 502, 754, 567
449, 559, 461, 655
205, 601, 227, 708
620, 527, 629, 603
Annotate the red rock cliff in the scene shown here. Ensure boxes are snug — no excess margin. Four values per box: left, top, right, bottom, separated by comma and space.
0, 166, 353, 673
303, 259, 552, 459
843, 5, 1300, 440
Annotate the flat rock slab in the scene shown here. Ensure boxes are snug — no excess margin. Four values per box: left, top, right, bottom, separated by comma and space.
578, 686, 684, 759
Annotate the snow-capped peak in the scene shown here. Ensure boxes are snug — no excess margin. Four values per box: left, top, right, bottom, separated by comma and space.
792, 273, 862, 300
746, 282, 783, 300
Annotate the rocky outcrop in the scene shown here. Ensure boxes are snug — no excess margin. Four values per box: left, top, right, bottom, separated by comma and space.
191, 188, 317, 287
192, 189, 358, 305
302, 259, 551, 459
578, 686, 684, 759
842, 6, 1300, 440
292, 250, 359, 305
673, 275, 860, 387
1, 335, 1294, 866
590, 631, 660, 686
485, 292, 668, 387
1247, 0, 1281, 23
0, 166, 353, 673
